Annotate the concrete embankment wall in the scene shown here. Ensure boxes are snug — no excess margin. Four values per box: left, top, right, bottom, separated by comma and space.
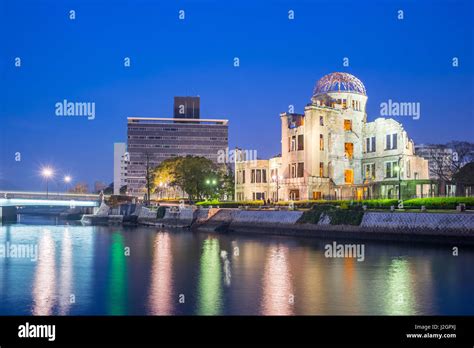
195, 209, 474, 244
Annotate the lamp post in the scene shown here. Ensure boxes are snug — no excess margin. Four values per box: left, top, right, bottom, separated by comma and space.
41, 167, 54, 198
394, 157, 402, 201
272, 174, 283, 202
205, 178, 217, 199
64, 175, 71, 193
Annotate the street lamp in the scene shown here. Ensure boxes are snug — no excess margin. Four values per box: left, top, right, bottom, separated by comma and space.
64, 175, 71, 193
205, 178, 217, 199
272, 174, 283, 202
41, 167, 54, 198
394, 157, 402, 201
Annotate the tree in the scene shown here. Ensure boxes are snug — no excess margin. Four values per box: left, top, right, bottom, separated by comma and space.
174, 156, 216, 202
430, 142, 474, 181
217, 163, 235, 200
144, 152, 155, 205
151, 156, 234, 202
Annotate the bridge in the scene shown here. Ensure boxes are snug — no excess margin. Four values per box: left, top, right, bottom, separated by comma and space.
0, 191, 104, 223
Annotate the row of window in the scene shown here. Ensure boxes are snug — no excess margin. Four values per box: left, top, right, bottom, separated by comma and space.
128, 135, 227, 141
236, 169, 269, 184
289, 134, 304, 151
363, 160, 412, 181
365, 133, 398, 153
129, 144, 223, 149
129, 127, 226, 132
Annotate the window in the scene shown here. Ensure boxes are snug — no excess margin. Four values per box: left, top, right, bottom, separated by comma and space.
406, 160, 411, 178
288, 137, 291, 152
312, 191, 322, 200
344, 119, 352, 131
297, 162, 304, 178
319, 162, 324, 177
345, 142, 354, 159
291, 136, 296, 151
385, 161, 398, 178
386, 134, 398, 150
242, 170, 245, 184
253, 192, 265, 200
344, 169, 354, 184
291, 164, 297, 178
297, 134, 304, 151
320, 116, 324, 126
364, 163, 375, 180
366, 136, 376, 153
320, 134, 324, 151
251, 169, 267, 183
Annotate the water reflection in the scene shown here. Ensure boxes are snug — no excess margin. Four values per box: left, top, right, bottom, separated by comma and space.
148, 233, 173, 315
261, 245, 294, 315
385, 258, 415, 314
197, 238, 222, 315
59, 228, 73, 315
1, 217, 472, 315
32, 229, 56, 315
107, 233, 127, 315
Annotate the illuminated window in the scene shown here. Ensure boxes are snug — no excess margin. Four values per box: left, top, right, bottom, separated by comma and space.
312, 191, 322, 200
344, 169, 354, 184
320, 134, 324, 150
319, 162, 324, 177
385, 161, 398, 178
364, 163, 375, 180
344, 119, 352, 131
345, 142, 354, 159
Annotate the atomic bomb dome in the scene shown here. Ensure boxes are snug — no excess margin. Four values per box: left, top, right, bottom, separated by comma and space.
313, 72, 367, 97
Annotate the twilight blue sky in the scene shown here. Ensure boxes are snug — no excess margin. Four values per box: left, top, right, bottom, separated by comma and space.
1, 0, 473, 191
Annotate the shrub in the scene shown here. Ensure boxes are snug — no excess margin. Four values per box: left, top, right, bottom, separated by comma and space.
298, 205, 364, 225
327, 208, 364, 226
403, 197, 474, 210
297, 205, 333, 224
196, 200, 264, 208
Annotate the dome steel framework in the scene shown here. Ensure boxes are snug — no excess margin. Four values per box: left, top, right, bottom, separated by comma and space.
313, 72, 366, 96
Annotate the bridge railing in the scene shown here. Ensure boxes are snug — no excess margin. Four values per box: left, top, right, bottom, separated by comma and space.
0, 191, 109, 201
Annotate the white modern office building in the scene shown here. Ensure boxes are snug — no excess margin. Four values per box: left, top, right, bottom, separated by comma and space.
113, 142, 129, 195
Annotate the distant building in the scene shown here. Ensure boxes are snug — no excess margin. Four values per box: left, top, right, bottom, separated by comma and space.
414, 144, 454, 180
174, 96, 200, 119
236, 72, 431, 201
415, 142, 474, 196
113, 143, 129, 195
127, 117, 228, 196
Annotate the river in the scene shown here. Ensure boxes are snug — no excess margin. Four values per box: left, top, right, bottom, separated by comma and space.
0, 215, 473, 315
